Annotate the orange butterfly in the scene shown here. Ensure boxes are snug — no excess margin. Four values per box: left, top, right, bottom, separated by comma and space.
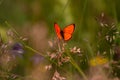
54, 23, 75, 41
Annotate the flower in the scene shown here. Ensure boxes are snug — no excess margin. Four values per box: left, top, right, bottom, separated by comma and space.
31, 54, 44, 65
89, 56, 108, 66
70, 46, 81, 54
45, 64, 52, 71
10, 43, 24, 58
52, 71, 66, 80
96, 12, 115, 27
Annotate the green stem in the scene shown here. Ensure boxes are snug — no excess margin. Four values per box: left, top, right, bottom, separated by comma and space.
5, 21, 19, 37
24, 45, 45, 57
70, 59, 88, 80
66, 52, 88, 80
5, 21, 46, 57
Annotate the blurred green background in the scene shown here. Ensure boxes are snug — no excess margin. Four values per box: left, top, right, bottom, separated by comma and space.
0, 0, 120, 80
0, 0, 120, 43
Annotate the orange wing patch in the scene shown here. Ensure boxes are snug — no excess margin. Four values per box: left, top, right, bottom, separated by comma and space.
63, 24, 75, 41
64, 33, 72, 41
54, 23, 62, 40
63, 24, 75, 34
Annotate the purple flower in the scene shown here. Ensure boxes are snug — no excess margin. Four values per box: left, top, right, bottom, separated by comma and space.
10, 43, 24, 58
31, 54, 44, 65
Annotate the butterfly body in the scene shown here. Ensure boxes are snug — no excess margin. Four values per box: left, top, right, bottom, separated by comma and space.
60, 30, 64, 39
54, 23, 75, 41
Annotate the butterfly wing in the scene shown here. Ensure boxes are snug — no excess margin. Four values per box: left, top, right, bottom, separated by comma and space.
63, 24, 75, 41
54, 23, 62, 40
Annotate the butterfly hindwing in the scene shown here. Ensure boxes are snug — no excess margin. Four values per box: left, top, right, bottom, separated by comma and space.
63, 24, 75, 41
64, 33, 72, 41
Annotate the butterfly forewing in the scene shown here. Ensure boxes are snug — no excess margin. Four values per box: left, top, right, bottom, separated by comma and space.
63, 24, 75, 34
63, 24, 75, 41
54, 23, 62, 40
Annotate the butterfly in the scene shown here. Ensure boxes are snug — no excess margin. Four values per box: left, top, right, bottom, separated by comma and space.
54, 23, 75, 41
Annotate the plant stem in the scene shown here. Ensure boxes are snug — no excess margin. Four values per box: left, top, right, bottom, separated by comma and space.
66, 51, 88, 80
